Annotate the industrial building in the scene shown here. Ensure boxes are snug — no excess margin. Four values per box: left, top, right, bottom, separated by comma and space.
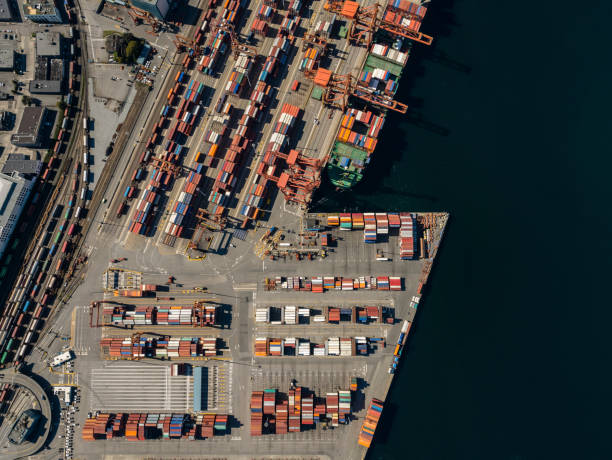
0, 171, 35, 258
30, 32, 63, 94
35, 31, 61, 57
0, 0, 13, 22
130, 0, 173, 20
10, 106, 47, 147
1, 153, 43, 176
23, 0, 62, 23
0, 45, 13, 71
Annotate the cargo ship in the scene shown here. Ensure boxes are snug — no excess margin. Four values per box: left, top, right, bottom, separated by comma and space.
358, 398, 384, 447
325, 1, 430, 189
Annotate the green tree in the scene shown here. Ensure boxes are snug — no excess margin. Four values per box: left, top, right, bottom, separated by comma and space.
125, 40, 142, 64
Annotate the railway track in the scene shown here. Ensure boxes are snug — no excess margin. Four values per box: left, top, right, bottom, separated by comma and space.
0, 2, 90, 368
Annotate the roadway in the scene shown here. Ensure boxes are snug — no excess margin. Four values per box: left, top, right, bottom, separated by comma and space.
0, 373, 52, 458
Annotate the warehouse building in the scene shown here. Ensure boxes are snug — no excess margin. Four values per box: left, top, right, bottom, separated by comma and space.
35, 31, 61, 57
1, 153, 43, 176
0, 45, 13, 71
130, 0, 173, 20
0, 171, 35, 258
30, 32, 63, 94
10, 106, 47, 147
23, 0, 62, 23
0, 0, 14, 22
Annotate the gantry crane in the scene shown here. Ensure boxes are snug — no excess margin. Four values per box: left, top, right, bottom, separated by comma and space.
194, 208, 227, 229
324, 0, 433, 46
215, 21, 258, 59
150, 156, 201, 178
131, 332, 142, 360
302, 32, 329, 51
127, 6, 162, 36
173, 33, 202, 53
306, 67, 409, 113
266, 149, 323, 178
259, 161, 321, 206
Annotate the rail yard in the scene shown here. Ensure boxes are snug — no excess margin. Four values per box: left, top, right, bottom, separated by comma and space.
0, 0, 447, 458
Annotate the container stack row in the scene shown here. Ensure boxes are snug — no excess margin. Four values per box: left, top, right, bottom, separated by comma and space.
82, 412, 229, 441
203, 86, 242, 216
193, 9, 213, 49
267, 275, 403, 291
198, 0, 248, 74
252, 17, 269, 36
313, 17, 334, 36
242, 103, 301, 220
253, 336, 377, 357
100, 336, 218, 360
128, 183, 160, 235
238, 14, 300, 221
225, 54, 255, 97
279, 14, 299, 35
103, 304, 217, 327
325, 211, 417, 248
358, 398, 384, 448
250, 387, 351, 436
399, 212, 416, 259
299, 46, 320, 72
254, 305, 392, 325
389, 320, 412, 374
257, 4, 274, 21
164, 164, 204, 239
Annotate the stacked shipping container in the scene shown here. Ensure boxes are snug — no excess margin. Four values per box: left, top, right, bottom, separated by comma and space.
358, 398, 384, 448
82, 412, 229, 441
268, 275, 403, 291
250, 387, 351, 436
253, 336, 376, 357
99, 336, 218, 359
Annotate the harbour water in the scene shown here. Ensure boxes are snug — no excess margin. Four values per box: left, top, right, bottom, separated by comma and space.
312, 0, 612, 457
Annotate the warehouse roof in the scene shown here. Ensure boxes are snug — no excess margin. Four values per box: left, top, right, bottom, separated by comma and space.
36, 31, 61, 57
0, 0, 12, 21
11, 106, 45, 146
29, 80, 61, 94
0, 47, 13, 69
1, 153, 42, 176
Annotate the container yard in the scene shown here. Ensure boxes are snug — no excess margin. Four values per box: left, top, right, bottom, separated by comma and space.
0, 0, 450, 459
250, 386, 352, 435
100, 303, 219, 327
100, 336, 219, 360
82, 412, 229, 441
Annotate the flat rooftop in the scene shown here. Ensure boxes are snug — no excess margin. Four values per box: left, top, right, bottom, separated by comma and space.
36, 32, 61, 57
10, 106, 45, 146
0, 0, 12, 21
23, 0, 58, 19
0, 47, 13, 69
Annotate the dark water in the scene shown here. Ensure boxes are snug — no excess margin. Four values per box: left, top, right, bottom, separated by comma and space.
312, 0, 612, 458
